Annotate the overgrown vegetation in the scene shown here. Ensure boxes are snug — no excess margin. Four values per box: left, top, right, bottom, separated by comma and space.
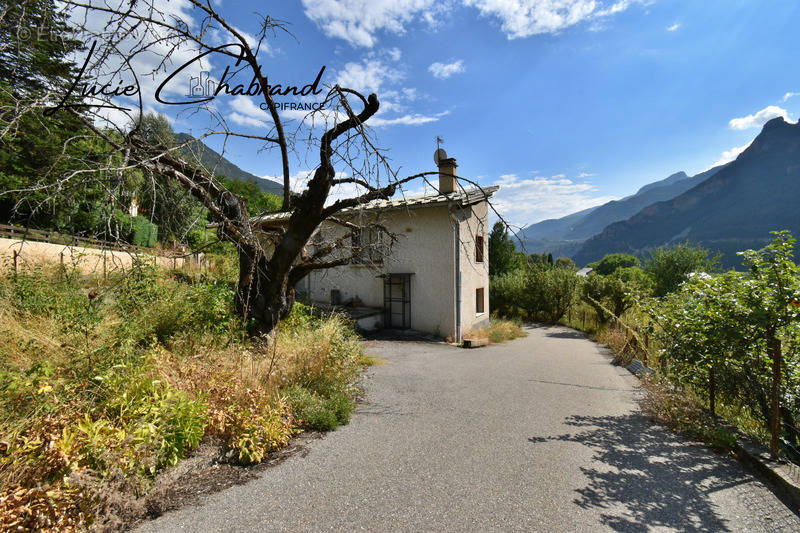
491, 232, 800, 462
463, 317, 526, 344
0, 263, 365, 530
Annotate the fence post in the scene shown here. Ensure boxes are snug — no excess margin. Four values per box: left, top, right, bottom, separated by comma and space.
103, 251, 107, 280
581, 310, 586, 329
13, 249, 18, 273
60, 251, 64, 279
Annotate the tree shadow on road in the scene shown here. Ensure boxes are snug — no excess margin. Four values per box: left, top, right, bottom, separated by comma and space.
528, 413, 751, 532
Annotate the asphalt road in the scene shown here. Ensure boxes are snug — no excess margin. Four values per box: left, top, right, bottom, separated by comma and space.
137, 325, 800, 532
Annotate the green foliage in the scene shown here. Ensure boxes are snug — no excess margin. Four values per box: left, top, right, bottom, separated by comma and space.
220, 176, 282, 216
99, 361, 208, 471
0, 0, 82, 94
1, 264, 366, 526
117, 214, 159, 247
649, 232, 800, 456
580, 267, 651, 324
594, 253, 640, 275
283, 385, 355, 431
644, 242, 720, 297
488, 221, 525, 277
491, 266, 580, 323
554, 257, 576, 271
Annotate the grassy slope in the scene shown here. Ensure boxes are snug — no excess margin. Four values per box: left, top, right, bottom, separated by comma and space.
0, 262, 366, 530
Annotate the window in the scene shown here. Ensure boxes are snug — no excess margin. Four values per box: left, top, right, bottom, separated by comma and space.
475, 235, 484, 263
476, 287, 485, 314
351, 227, 385, 265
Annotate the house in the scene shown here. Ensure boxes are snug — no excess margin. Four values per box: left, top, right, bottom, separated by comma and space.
253, 156, 498, 341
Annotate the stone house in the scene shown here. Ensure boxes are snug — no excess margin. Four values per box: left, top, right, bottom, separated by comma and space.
253, 157, 498, 341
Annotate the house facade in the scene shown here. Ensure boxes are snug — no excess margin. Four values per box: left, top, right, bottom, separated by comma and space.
255, 158, 497, 341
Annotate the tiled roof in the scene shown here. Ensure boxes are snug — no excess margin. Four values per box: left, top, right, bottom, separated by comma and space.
250, 185, 499, 226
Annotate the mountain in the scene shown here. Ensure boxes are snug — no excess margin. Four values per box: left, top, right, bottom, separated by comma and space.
174, 133, 284, 196
518, 165, 726, 255
573, 117, 800, 268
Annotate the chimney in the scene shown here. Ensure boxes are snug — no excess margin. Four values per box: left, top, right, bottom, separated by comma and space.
438, 157, 458, 194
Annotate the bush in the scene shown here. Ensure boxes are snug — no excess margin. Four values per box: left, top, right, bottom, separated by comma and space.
644, 242, 720, 297
491, 267, 580, 323
115, 212, 158, 247
283, 385, 354, 431
594, 253, 640, 275
0, 264, 367, 529
463, 316, 526, 344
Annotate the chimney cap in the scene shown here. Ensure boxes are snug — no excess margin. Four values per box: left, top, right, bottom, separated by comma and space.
438, 157, 457, 167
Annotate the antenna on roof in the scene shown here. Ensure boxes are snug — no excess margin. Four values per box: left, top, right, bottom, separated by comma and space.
434, 136, 447, 166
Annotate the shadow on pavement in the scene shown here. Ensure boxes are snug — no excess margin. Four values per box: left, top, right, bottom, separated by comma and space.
543, 330, 590, 340
360, 328, 444, 343
528, 413, 753, 532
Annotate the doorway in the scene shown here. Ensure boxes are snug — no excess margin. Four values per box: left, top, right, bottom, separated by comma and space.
382, 273, 412, 329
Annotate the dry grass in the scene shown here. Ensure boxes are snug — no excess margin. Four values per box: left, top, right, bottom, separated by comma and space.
0, 269, 365, 530
463, 317, 527, 344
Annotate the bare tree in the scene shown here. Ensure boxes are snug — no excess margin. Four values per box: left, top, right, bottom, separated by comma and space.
1, 0, 442, 335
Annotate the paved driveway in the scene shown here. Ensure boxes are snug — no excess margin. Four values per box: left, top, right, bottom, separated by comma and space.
138, 325, 800, 532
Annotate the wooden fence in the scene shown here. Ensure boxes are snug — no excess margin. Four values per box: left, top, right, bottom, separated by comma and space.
0, 223, 207, 276
0, 223, 152, 255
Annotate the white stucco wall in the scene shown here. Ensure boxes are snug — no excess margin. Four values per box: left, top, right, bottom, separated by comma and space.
298, 198, 491, 341
302, 205, 459, 339
456, 201, 491, 336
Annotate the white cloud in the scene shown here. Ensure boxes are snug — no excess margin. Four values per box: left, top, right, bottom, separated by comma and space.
783, 92, 799, 102
301, 0, 443, 47
577, 171, 596, 178
336, 58, 403, 94
666, 22, 680, 31
428, 60, 465, 79
729, 105, 790, 130
709, 141, 752, 168
464, 0, 639, 40
387, 47, 402, 61
490, 173, 616, 227
303, 0, 638, 46
227, 95, 271, 127
369, 113, 441, 126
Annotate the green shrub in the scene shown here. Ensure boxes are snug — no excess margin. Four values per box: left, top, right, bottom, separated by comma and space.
644, 242, 720, 297
283, 385, 355, 431
491, 267, 580, 323
594, 253, 640, 275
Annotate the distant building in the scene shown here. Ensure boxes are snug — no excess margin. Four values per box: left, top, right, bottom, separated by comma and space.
576, 267, 593, 277
253, 157, 497, 341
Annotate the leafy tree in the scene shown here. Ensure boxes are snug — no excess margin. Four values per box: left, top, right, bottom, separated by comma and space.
594, 253, 640, 276
220, 177, 282, 217
738, 231, 800, 456
554, 256, 576, 271
0, 0, 82, 94
650, 232, 800, 457
529, 252, 551, 267
0, 1, 101, 234
491, 267, 579, 323
644, 242, 720, 297
488, 221, 519, 277
649, 272, 752, 415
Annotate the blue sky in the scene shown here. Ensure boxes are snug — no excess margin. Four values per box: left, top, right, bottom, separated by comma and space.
119, 0, 800, 229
